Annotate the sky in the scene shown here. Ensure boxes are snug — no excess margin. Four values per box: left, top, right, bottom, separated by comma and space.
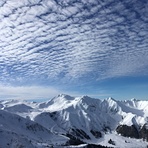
0, 0, 148, 101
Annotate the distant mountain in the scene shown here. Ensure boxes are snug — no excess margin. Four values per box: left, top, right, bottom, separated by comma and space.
0, 94, 148, 147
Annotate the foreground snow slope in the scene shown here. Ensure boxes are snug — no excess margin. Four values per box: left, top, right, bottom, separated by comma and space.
0, 94, 148, 147
0, 110, 68, 147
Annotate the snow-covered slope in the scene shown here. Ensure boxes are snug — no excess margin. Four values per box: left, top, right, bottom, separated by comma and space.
37, 95, 148, 129
0, 109, 68, 147
0, 94, 148, 148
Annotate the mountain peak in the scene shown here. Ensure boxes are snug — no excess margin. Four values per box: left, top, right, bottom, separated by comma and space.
131, 98, 139, 102
106, 97, 117, 103
108, 97, 116, 101
81, 95, 92, 100
57, 94, 74, 100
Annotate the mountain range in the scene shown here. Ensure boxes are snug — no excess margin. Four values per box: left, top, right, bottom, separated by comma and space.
0, 94, 148, 148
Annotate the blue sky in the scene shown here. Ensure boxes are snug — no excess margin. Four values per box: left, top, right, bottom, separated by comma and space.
0, 0, 148, 100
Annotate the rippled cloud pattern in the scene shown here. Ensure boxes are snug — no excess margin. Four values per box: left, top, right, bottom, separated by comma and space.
0, 0, 147, 86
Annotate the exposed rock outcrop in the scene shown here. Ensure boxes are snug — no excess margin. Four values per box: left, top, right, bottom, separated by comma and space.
139, 124, 148, 141
116, 125, 139, 138
116, 124, 148, 141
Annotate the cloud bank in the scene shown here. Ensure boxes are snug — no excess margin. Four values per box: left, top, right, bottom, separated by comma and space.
0, 85, 62, 100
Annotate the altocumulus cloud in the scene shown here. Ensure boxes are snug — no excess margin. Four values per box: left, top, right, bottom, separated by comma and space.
0, 0, 148, 98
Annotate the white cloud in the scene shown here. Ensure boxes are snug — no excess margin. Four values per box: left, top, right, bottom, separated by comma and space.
0, 85, 110, 101
0, 85, 62, 100
0, 0, 147, 86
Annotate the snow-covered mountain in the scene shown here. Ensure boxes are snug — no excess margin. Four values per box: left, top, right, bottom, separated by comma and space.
0, 94, 148, 148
